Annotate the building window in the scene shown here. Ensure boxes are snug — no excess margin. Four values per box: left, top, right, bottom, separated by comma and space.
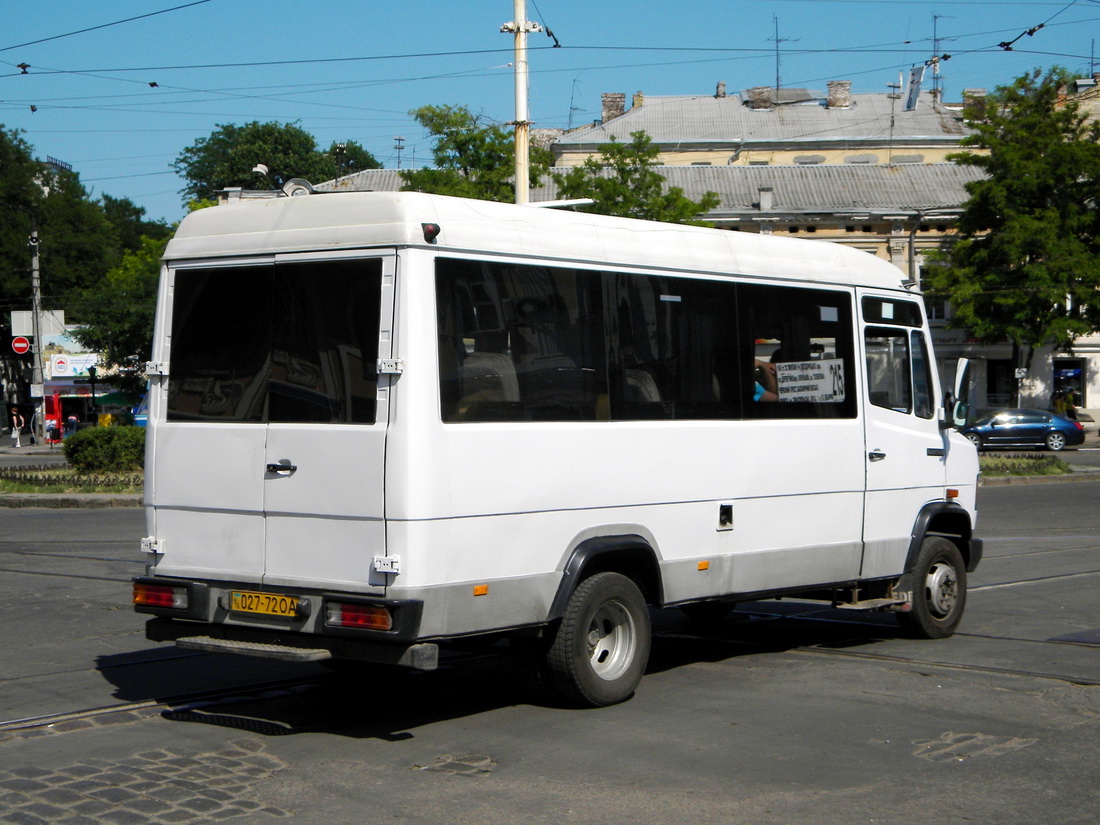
987, 360, 1015, 407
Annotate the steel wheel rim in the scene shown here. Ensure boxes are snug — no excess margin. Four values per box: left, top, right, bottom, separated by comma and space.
925, 561, 959, 618
1048, 433, 1066, 449
586, 599, 636, 681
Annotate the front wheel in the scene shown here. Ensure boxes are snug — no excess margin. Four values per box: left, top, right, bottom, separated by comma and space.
545, 572, 651, 707
897, 537, 967, 639
964, 432, 982, 449
1046, 431, 1067, 451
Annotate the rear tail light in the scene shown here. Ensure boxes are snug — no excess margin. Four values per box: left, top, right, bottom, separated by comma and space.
133, 582, 188, 609
325, 602, 393, 631
1074, 421, 1084, 430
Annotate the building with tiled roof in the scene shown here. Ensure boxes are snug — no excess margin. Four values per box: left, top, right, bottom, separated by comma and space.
553, 82, 974, 168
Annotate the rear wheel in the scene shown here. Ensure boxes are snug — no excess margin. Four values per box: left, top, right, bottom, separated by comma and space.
545, 572, 651, 707
1045, 431, 1067, 451
897, 537, 967, 639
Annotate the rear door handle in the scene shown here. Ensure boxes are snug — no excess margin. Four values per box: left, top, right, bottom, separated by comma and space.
266, 461, 298, 476
868, 450, 887, 462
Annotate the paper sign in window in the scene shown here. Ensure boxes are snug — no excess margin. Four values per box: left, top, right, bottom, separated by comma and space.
775, 359, 846, 403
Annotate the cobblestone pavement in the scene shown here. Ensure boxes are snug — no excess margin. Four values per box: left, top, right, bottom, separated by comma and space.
0, 738, 289, 824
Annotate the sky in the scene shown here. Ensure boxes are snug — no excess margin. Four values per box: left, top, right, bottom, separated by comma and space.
2, 0, 1098, 225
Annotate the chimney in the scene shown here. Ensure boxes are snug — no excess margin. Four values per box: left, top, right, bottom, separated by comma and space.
758, 187, 774, 211
748, 86, 774, 110
961, 88, 987, 103
632, 91, 645, 109
601, 92, 626, 123
716, 81, 727, 99
827, 80, 852, 108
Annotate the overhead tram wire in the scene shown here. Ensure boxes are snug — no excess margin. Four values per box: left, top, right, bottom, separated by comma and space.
0, 0, 215, 53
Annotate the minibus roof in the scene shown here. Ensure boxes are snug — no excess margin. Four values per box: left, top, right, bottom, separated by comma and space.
164, 191, 906, 290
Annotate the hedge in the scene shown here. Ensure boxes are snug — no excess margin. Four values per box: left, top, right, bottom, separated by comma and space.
63, 426, 146, 472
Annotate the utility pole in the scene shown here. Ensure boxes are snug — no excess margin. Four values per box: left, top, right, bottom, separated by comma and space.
394, 136, 405, 169
501, 0, 541, 204
29, 226, 45, 443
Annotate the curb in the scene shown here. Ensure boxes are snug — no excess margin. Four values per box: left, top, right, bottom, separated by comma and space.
979, 471, 1100, 486
0, 494, 143, 508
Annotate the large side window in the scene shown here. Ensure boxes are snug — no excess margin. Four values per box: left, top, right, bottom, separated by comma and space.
168, 259, 382, 423
741, 284, 857, 419
436, 258, 857, 423
608, 274, 741, 420
436, 258, 606, 422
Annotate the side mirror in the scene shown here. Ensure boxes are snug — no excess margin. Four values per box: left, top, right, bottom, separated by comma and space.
945, 358, 971, 429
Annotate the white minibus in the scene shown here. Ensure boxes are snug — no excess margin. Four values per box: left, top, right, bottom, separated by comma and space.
134, 191, 981, 707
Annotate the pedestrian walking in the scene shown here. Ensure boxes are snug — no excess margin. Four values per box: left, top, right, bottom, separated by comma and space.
9, 407, 25, 448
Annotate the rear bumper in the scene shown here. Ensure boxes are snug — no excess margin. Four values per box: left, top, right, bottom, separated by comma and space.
135, 576, 431, 667
145, 617, 439, 670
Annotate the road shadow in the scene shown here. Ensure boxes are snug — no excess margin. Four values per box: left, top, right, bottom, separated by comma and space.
98, 602, 906, 741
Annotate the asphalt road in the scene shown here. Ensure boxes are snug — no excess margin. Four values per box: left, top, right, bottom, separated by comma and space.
0, 485, 1097, 825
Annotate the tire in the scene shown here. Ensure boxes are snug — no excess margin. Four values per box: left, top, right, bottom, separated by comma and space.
964, 432, 982, 449
679, 600, 736, 623
1045, 431, 1066, 451
545, 572, 651, 707
897, 537, 967, 639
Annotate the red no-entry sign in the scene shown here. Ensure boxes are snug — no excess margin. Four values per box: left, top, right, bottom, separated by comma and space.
11, 336, 30, 355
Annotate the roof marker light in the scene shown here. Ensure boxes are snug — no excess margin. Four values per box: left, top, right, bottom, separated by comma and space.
422, 222, 441, 243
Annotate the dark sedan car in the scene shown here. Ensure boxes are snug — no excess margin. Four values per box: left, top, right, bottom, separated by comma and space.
961, 408, 1085, 451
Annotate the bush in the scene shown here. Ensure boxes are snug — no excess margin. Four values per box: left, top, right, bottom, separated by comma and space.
63, 426, 146, 472
979, 453, 1071, 477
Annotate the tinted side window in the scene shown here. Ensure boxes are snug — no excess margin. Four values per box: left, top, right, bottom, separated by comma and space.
436, 258, 606, 422
742, 284, 857, 419
861, 296, 923, 327
168, 259, 382, 423
609, 274, 741, 420
865, 327, 911, 413
911, 331, 934, 419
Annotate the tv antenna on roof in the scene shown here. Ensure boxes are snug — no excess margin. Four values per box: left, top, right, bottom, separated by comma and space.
768, 16, 798, 105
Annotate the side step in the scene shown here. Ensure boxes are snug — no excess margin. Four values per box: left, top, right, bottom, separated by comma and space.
835, 597, 909, 612
176, 636, 333, 663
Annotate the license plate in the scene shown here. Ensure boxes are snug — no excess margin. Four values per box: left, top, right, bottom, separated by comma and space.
230, 590, 299, 618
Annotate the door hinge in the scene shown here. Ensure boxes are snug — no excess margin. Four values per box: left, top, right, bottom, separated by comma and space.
140, 536, 165, 554
377, 358, 405, 375
145, 361, 169, 377
373, 555, 401, 574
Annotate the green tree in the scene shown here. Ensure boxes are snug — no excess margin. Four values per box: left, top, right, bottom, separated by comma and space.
400, 105, 552, 201
70, 235, 167, 394
100, 194, 171, 253
929, 68, 1100, 393
0, 136, 118, 320
0, 127, 43, 312
173, 121, 381, 204
553, 131, 720, 223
